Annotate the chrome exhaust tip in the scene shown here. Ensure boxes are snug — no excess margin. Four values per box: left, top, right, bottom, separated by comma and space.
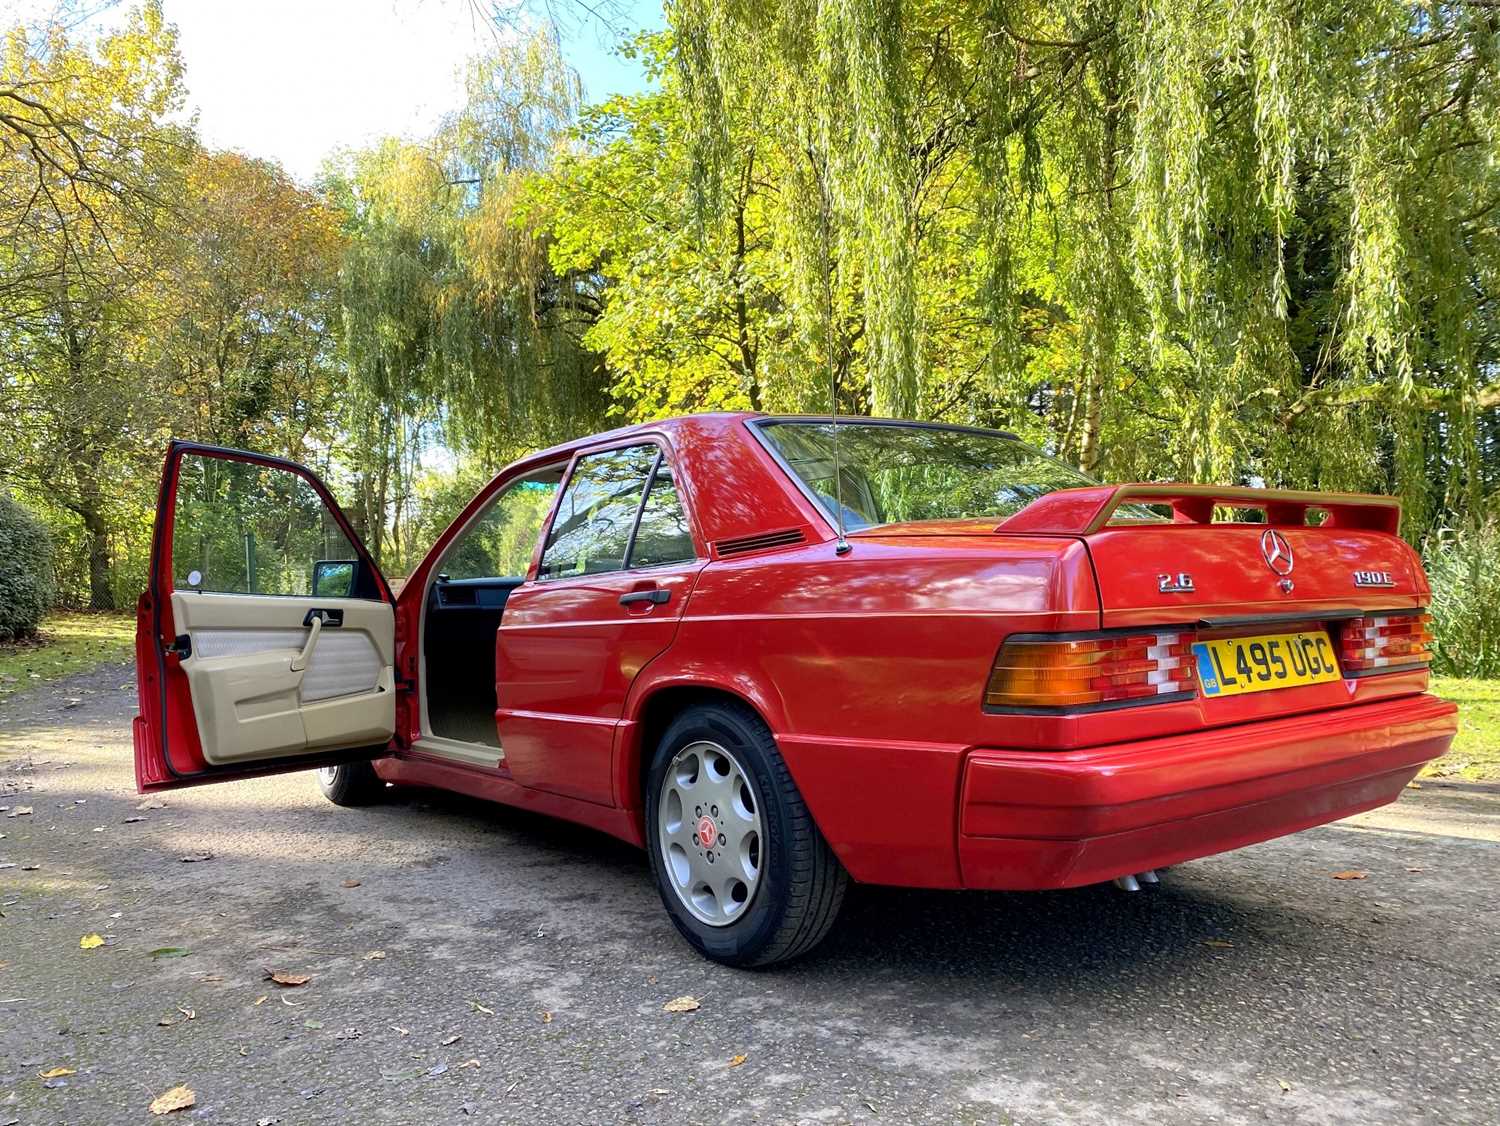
1137, 869, 1160, 885
1112, 873, 1141, 892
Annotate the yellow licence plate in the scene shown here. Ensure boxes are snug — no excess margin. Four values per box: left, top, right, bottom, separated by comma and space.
1192, 630, 1341, 698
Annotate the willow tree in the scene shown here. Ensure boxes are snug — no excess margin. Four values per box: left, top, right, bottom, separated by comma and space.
330, 28, 610, 569
669, 0, 1500, 538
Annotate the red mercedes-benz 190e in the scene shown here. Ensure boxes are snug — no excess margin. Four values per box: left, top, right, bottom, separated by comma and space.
133, 414, 1457, 965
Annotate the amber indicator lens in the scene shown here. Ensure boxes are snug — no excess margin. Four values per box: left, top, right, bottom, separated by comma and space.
1338, 612, 1434, 673
985, 631, 1198, 709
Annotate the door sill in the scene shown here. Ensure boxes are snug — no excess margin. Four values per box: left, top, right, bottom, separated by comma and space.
409, 735, 504, 770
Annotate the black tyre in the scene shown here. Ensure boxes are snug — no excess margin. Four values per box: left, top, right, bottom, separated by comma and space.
645, 700, 848, 967
316, 761, 386, 807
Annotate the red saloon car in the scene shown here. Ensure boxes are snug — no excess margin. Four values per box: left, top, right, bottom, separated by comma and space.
133, 414, 1457, 966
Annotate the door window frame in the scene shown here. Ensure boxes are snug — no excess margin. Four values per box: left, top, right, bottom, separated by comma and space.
153, 441, 393, 607
534, 436, 706, 584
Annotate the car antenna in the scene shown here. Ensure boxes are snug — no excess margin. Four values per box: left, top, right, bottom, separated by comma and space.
819, 163, 851, 556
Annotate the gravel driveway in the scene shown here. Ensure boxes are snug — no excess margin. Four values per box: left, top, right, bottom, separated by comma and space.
1, 662, 1496, 1124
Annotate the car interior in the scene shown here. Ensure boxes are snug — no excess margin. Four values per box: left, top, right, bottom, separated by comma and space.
420, 464, 567, 748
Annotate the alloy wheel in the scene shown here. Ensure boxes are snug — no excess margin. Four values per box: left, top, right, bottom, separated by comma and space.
655, 740, 764, 926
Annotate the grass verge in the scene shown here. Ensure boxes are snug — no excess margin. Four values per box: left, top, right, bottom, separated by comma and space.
0, 612, 134, 698
1428, 677, 1500, 781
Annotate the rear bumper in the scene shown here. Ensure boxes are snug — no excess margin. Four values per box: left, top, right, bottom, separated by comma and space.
958, 693, 1457, 890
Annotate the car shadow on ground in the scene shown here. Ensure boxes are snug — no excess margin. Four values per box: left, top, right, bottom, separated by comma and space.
369, 780, 1497, 993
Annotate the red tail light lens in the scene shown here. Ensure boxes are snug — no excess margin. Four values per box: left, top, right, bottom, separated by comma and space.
984, 631, 1198, 710
1337, 612, 1434, 674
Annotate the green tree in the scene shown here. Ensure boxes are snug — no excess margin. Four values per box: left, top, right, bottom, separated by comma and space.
328, 28, 610, 569
0, 2, 190, 609
164, 151, 346, 461
659, 0, 1499, 540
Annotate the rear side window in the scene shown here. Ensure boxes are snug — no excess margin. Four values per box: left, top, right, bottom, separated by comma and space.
629, 465, 695, 568
539, 445, 656, 579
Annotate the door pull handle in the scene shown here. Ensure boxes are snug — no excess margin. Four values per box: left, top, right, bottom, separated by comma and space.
619, 589, 670, 607
291, 612, 324, 672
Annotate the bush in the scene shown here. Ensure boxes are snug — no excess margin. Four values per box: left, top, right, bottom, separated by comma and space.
1425, 522, 1500, 678
0, 493, 56, 640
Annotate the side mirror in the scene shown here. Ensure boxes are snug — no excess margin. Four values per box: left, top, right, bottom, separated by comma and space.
311, 560, 356, 598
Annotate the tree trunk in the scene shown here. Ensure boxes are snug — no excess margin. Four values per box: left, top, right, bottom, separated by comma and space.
75, 472, 114, 610
733, 149, 761, 409
1078, 372, 1103, 475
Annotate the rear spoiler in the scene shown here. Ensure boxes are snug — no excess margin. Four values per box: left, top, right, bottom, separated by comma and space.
998, 484, 1402, 536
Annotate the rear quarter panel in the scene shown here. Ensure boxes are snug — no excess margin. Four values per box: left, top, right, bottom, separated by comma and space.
620, 535, 1099, 885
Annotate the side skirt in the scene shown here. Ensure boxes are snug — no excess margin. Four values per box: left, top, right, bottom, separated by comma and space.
375, 753, 646, 848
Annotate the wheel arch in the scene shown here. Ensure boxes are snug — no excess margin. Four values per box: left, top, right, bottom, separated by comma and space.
616, 676, 787, 828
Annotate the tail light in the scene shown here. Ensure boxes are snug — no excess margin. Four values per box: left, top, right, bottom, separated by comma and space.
1338, 612, 1433, 674
984, 630, 1198, 711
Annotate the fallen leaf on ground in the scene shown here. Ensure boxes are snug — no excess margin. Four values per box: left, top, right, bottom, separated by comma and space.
363, 950, 386, 960
303, 1019, 324, 1030
468, 1000, 494, 1015
38, 1067, 75, 1079
79, 934, 105, 950
540, 1011, 553, 1024
158, 1017, 176, 1027
392, 1025, 410, 1036
178, 1007, 195, 1020
1406, 781, 1421, 790
728, 1054, 748, 1068
178, 852, 213, 864
1277, 1078, 1292, 1092
458, 1059, 481, 1069
264, 970, 310, 987
123, 816, 145, 824
1201, 938, 1234, 949
149, 947, 191, 960
5, 807, 31, 818
136, 799, 166, 811
252, 995, 268, 1006
341, 879, 360, 888
662, 996, 700, 1013
149, 1085, 195, 1115
1331, 870, 1368, 880
442, 1034, 463, 1045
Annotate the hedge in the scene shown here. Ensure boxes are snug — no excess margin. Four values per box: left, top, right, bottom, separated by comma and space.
0, 493, 55, 640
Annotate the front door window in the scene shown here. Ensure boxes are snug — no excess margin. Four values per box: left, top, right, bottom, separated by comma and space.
172, 454, 365, 598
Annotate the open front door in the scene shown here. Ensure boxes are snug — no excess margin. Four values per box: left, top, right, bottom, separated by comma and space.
133, 442, 398, 792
